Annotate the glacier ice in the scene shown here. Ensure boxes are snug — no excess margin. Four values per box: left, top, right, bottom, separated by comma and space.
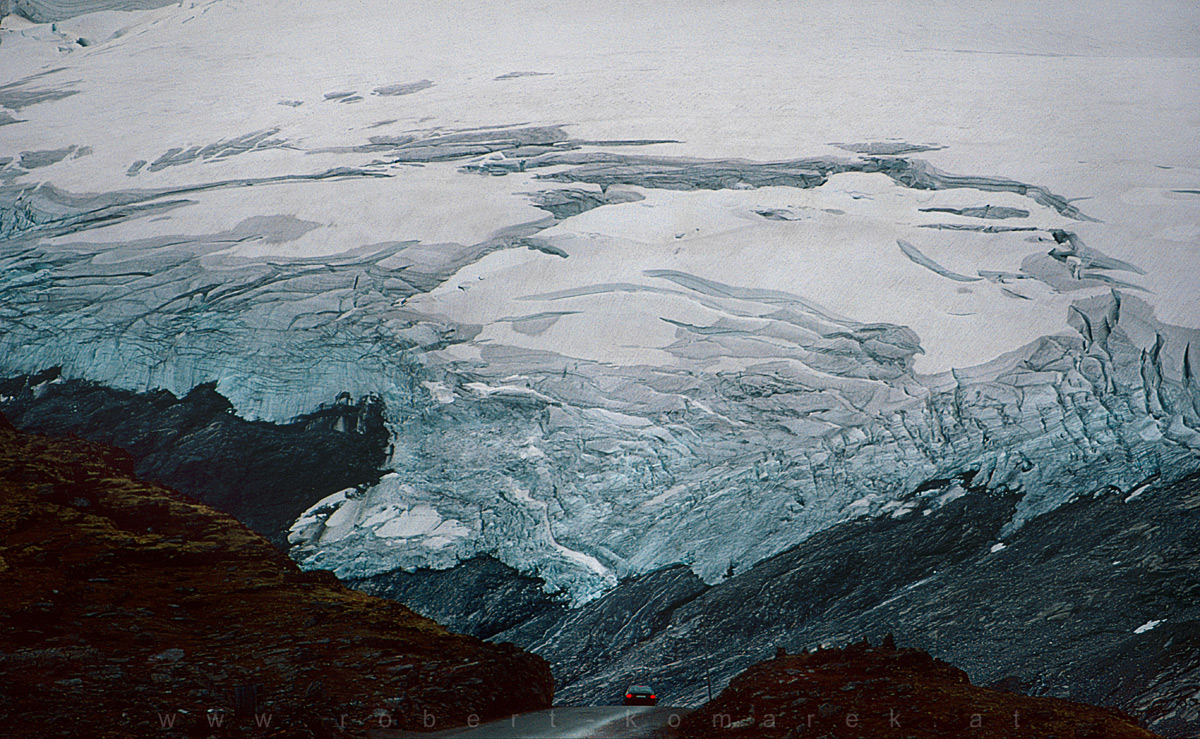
4, 142, 1200, 604
2, 0, 1199, 602
3, 1, 179, 23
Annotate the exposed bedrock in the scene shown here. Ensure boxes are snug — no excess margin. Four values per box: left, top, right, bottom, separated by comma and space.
0, 370, 390, 548
345, 555, 566, 640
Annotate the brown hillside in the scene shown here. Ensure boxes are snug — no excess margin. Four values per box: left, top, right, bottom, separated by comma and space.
0, 413, 553, 737
670, 638, 1159, 739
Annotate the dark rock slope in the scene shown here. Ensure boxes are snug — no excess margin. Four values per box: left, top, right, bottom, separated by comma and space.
670, 640, 1160, 739
0, 368, 389, 547
383, 473, 1200, 737
346, 555, 566, 641
0, 414, 552, 737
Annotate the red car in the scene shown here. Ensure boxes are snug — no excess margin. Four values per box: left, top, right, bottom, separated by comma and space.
623, 685, 657, 706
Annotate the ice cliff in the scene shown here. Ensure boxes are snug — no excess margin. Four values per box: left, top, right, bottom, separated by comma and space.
284, 282, 1200, 602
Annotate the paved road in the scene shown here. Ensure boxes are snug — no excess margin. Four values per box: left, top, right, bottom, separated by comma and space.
375, 706, 688, 738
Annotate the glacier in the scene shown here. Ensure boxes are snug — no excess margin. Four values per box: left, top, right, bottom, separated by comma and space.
2, 0, 1199, 603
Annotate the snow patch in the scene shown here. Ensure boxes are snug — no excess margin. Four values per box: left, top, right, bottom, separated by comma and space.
1124, 481, 1154, 503
422, 381, 455, 404
464, 382, 559, 405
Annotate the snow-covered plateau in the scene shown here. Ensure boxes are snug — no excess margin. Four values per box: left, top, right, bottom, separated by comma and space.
2, 0, 1199, 602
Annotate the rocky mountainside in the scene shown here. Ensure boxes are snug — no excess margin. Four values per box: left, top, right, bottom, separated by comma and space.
347, 555, 566, 643
0, 413, 552, 737
0, 368, 390, 548
670, 639, 1160, 739
373, 471, 1200, 737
